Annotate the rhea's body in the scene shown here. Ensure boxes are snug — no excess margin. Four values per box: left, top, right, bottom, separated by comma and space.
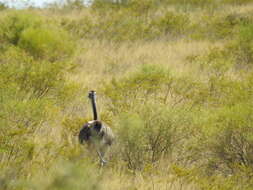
78, 91, 115, 166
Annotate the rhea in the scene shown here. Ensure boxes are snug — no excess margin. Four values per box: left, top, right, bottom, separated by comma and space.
78, 91, 114, 166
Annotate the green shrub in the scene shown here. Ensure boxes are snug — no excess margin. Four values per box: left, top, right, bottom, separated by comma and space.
227, 24, 253, 65
181, 39, 253, 178
70, 3, 190, 41
168, 0, 214, 6
204, 103, 253, 174
60, 17, 94, 39
193, 12, 251, 40
222, 0, 253, 5
0, 46, 71, 96
150, 11, 190, 37
0, 11, 75, 61
103, 64, 172, 113
172, 164, 253, 190
194, 23, 253, 70
162, 0, 218, 11
116, 113, 147, 170
0, 31, 79, 187
62, 0, 86, 10
185, 70, 253, 175
92, 0, 125, 9
103, 64, 197, 170
193, 47, 233, 77
1, 160, 101, 190
127, 0, 158, 13
18, 27, 75, 61
96, 12, 150, 41
116, 105, 191, 170
93, 0, 216, 9
0, 12, 43, 45
0, 3, 7, 11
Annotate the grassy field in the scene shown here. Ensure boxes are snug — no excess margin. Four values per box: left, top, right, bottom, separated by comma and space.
1, 0, 253, 189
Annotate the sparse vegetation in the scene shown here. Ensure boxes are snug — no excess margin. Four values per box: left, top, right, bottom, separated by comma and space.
1, 0, 253, 190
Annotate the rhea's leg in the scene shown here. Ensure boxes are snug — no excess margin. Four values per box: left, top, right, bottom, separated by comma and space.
96, 149, 107, 166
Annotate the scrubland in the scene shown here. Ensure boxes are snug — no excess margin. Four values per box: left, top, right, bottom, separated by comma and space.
1, 0, 253, 189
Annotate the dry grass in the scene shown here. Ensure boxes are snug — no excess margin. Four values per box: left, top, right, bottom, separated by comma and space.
226, 3, 253, 14
69, 39, 214, 89
101, 160, 197, 190
102, 172, 196, 190
1, 2, 253, 189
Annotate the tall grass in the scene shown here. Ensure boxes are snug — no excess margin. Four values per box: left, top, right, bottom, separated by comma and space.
1, 1, 253, 190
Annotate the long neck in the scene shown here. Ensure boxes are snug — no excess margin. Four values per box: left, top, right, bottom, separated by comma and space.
90, 96, 98, 120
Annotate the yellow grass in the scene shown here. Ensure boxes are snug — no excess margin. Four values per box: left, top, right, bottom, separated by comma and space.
69, 39, 214, 88
1, 2, 253, 189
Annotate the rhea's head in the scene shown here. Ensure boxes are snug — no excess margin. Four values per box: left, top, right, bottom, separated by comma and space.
88, 90, 96, 100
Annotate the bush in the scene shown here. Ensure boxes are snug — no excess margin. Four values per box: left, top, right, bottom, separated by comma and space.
168, 0, 214, 6
96, 12, 151, 41
161, 0, 218, 11
0, 11, 75, 61
62, 0, 86, 10
116, 113, 147, 170
199, 102, 253, 174
0, 12, 43, 45
150, 11, 190, 37
181, 38, 253, 178
92, 0, 126, 9
18, 27, 75, 61
184, 65, 253, 175
222, 0, 253, 5
194, 23, 253, 69
193, 12, 251, 40
0, 16, 79, 188
116, 104, 191, 170
0, 3, 7, 11
68, 2, 191, 41
192, 47, 233, 77
0, 46, 71, 96
103, 64, 196, 170
171, 164, 253, 190
227, 24, 253, 66
60, 17, 94, 39
103, 64, 172, 113
1, 160, 101, 190
127, 0, 158, 13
